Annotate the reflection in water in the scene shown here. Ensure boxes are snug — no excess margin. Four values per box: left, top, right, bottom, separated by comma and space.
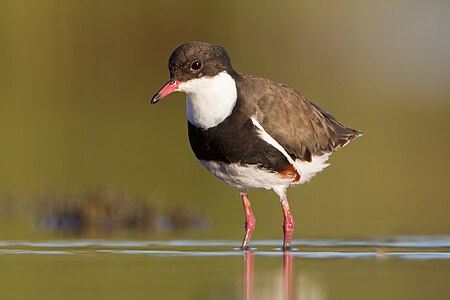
244, 251, 254, 300
0, 239, 449, 299
1, 242, 448, 300
283, 251, 293, 300
244, 250, 297, 300
248, 250, 328, 300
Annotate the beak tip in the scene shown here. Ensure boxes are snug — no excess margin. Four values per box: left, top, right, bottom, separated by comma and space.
150, 94, 161, 104
151, 79, 179, 105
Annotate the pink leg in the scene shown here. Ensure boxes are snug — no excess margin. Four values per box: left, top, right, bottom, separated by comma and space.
280, 196, 294, 250
240, 192, 256, 250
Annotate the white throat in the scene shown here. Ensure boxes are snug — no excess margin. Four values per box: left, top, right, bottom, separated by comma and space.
178, 71, 237, 129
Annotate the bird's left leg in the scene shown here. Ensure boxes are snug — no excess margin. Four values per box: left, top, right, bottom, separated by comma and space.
276, 189, 294, 250
240, 191, 256, 250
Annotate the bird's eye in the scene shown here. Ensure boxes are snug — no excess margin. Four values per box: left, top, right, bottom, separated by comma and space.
191, 60, 202, 71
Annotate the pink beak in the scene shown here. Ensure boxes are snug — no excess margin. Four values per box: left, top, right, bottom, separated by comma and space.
151, 79, 180, 104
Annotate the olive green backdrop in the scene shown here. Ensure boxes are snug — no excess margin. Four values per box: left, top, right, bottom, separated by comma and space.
1, 0, 449, 240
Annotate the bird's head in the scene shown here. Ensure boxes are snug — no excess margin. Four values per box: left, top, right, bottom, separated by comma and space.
151, 41, 235, 104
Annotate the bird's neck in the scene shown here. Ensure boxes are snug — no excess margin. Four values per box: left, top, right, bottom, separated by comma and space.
179, 71, 237, 129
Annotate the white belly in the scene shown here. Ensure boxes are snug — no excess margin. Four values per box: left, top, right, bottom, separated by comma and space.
198, 160, 294, 191
198, 154, 331, 191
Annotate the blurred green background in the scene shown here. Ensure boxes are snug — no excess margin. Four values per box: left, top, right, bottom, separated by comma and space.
1, 0, 449, 241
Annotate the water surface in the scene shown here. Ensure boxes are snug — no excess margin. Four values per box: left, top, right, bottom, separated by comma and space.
1, 237, 449, 300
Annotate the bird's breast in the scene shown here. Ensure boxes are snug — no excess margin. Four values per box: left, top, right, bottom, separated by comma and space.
187, 118, 292, 173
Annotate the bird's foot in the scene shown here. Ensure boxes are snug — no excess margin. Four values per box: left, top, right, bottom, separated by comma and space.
281, 244, 292, 251
240, 245, 251, 251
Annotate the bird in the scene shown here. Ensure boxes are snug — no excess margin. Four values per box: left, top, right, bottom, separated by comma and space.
151, 41, 362, 250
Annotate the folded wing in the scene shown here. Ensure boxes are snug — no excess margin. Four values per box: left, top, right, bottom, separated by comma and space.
238, 74, 362, 162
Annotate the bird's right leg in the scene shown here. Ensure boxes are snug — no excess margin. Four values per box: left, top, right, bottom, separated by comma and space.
240, 191, 256, 250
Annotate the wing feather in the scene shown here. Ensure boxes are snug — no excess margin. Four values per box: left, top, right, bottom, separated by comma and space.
236, 73, 362, 162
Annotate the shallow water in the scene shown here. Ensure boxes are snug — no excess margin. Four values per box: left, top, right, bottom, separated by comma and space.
1, 237, 449, 300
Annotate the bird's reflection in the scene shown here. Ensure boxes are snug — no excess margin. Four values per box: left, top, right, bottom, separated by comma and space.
243, 250, 293, 300
283, 251, 293, 300
243, 250, 255, 300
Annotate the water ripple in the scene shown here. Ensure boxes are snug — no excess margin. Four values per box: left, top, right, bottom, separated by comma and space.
0, 236, 449, 260
0, 249, 73, 255
0, 236, 449, 248
0, 249, 449, 260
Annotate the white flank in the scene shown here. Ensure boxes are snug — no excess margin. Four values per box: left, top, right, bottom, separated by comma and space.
294, 154, 330, 184
179, 71, 237, 129
199, 160, 293, 191
251, 116, 331, 185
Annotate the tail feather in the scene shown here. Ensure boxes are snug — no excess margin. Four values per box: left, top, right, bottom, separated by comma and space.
310, 101, 363, 151
332, 120, 363, 149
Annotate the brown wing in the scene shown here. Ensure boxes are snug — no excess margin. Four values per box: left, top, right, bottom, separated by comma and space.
237, 73, 362, 162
